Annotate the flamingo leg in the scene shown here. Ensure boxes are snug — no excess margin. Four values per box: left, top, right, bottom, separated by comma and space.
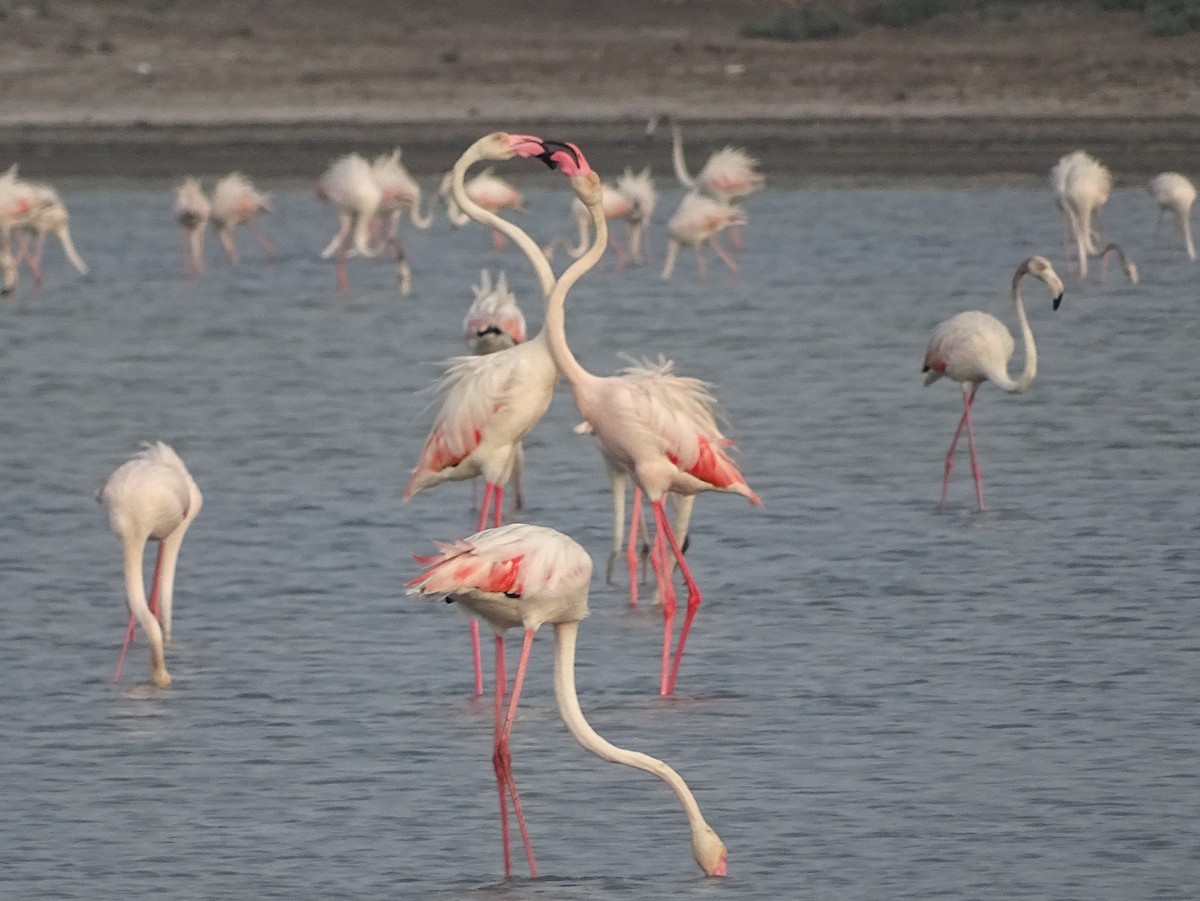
728, 222, 744, 251
939, 386, 975, 511
470, 620, 484, 698
336, 240, 350, 295
493, 629, 539, 878
709, 236, 741, 274
694, 245, 708, 279
248, 223, 277, 263
626, 487, 643, 608
962, 385, 985, 511
491, 229, 506, 252
654, 499, 703, 696
492, 634, 513, 878
650, 518, 676, 694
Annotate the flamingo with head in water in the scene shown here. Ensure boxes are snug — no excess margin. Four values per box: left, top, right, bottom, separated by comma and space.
211, 172, 276, 266
1147, 172, 1196, 261
408, 522, 729, 881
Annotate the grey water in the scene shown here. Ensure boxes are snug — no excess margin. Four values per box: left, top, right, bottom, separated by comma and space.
2, 180, 1198, 900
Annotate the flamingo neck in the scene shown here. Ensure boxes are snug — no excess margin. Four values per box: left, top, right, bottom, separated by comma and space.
1006, 270, 1037, 394
409, 190, 434, 230
551, 621, 715, 844
670, 124, 697, 189
451, 147, 554, 299
543, 180, 606, 396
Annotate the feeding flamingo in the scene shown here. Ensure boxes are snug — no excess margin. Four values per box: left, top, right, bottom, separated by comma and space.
530, 139, 761, 695
211, 172, 276, 266
407, 522, 729, 880
1049, 150, 1111, 278
173, 177, 211, 277
98, 442, 203, 687
1097, 243, 1139, 284
922, 256, 1065, 512
440, 167, 524, 251
615, 166, 658, 265
403, 133, 573, 697
1147, 172, 1196, 261
661, 192, 746, 280
10, 181, 87, 288
372, 149, 433, 294
0, 165, 50, 295
316, 153, 382, 294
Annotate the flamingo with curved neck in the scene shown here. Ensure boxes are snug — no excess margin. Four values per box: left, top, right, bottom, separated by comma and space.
408, 523, 728, 880
532, 141, 761, 696
922, 256, 1065, 511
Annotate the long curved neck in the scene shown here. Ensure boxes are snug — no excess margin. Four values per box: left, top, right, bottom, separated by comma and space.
543, 181, 607, 392
1006, 270, 1037, 394
451, 151, 554, 299
409, 189, 434, 229
552, 621, 713, 833
670, 124, 697, 189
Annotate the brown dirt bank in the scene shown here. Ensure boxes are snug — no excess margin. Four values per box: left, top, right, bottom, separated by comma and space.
2, 1, 1199, 180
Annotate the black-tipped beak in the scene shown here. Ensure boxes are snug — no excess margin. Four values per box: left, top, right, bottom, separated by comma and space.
535, 140, 580, 171
1052, 293, 1064, 311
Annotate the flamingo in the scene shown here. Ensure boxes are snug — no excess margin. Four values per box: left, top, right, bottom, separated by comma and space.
211, 172, 276, 266
660, 192, 746, 281
98, 442, 203, 687
615, 166, 658, 264
316, 153, 382, 294
173, 177, 211, 277
574, 360, 697, 609
403, 132, 572, 697
552, 180, 638, 268
662, 118, 761, 250
462, 269, 527, 355
1097, 243, 1139, 284
0, 165, 47, 295
407, 523, 729, 880
11, 182, 87, 286
1147, 172, 1196, 261
1049, 150, 1111, 278
922, 256, 1065, 512
530, 140, 761, 696
372, 149, 434, 295
440, 167, 524, 250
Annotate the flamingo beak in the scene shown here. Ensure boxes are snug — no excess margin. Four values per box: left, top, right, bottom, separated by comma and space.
1052, 293, 1064, 311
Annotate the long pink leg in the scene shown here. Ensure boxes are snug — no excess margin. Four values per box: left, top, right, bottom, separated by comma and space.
336, 241, 350, 295
694, 245, 708, 279
962, 386, 985, 511
626, 487, 643, 608
249, 223, 277, 263
651, 520, 677, 694
114, 543, 164, 682
653, 499, 703, 696
493, 629, 539, 878
469, 620, 484, 697
938, 387, 975, 511
709, 236, 741, 274
493, 635, 513, 877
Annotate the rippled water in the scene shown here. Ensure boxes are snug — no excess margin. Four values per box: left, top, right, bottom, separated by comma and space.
2, 179, 1198, 900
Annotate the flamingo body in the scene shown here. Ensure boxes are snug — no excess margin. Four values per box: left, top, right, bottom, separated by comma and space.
1049, 150, 1111, 278
661, 192, 746, 280
1148, 171, 1196, 261
174, 177, 210, 277
211, 172, 275, 265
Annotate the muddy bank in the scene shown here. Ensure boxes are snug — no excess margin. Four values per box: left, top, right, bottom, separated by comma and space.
5, 114, 1200, 183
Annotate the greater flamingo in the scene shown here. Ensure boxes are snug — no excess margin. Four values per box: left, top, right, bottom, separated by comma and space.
531, 140, 761, 695
1097, 243, 1139, 284
553, 180, 639, 267
1147, 172, 1196, 261
173, 177, 210, 277
372, 149, 433, 295
922, 256, 1065, 512
403, 133, 572, 697
407, 523, 729, 880
440, 167, 524, 250
98, 442, 203, 687
462, 269, 527, 355
11, 181, 87, 288
1049, 150, 1111, 278
316, 153, 382, 294
0, 166, 48, 295
211, 172, 276, 265
661, 192, 746, 281
615, 166, 658, 264
664, 119, 764, 204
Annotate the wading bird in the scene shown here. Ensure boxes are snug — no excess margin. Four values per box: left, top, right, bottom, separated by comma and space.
1147, 171, 1196, 261
211, 172, 276, 266
98, 442, 203, 687
407, 522, 729, 880
661, 192, 745, 280
174, 177, 211, 277
316, 153, 382, 294
1049, 150, 1111, 278
921, 257, 1065, 511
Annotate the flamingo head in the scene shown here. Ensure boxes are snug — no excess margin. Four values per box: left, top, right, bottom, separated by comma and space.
692, 823, 728, 877
1021, 255, 1064, 311
534, 140, 601, 205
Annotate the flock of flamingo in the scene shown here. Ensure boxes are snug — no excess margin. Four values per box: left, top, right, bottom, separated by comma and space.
3, 127, 1191, 882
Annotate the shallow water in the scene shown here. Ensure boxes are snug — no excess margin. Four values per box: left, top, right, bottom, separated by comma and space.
2, 180, 1198, 900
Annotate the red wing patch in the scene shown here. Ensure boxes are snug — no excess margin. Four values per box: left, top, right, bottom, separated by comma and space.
668, 436, 745, 490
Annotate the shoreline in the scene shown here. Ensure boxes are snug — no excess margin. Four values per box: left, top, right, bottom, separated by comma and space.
5, 112, 1200, 182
